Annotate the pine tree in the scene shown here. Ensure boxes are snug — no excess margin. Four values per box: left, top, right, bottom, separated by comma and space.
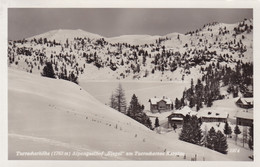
234, 125, 241, 144
214, 130, 228, 154
145, 117, 152, 129
175, 98, 181, 110
127, 94, 152, 130
154, 117, 160, 128
195, 79, 203, 110
66, 38, 69, 48
114, 84, 127, 114
109, 92, 117, 110
190, 79, 194, 96
69, 72, 78, 84
191, 116, 203, 145
189, 97, 195, 108
206, 93, 213, 107
179, 115, 203, 145
120, 59, 124, 66
127, 94, 142, 117
206, 127, 217, 150
41, 62, 55, 78
224, 122, 232, 138
242, 126, 248, 147
179, 115, 191, 142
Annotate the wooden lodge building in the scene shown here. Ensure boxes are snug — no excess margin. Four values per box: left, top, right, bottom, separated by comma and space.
197, 110, 228, 123
167, 106, 197, 128
148, 96, 173, 113
236, 110, 253, 127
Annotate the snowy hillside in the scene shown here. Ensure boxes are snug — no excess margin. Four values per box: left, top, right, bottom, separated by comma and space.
107, 34, 161, 45
27, 29, 103, 43
9, 68, 240, 160
8, 18, 253, 83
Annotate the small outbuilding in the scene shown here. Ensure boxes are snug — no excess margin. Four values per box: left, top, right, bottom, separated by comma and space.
236, 97, 253, 109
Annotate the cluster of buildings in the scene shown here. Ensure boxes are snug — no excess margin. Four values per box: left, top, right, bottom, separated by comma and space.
148, 96, 253, 128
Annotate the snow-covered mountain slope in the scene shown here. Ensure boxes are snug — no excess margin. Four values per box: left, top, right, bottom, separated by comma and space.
107, 34, 161, 45
9, 68, 234, 160
27, 29, 103, 43
27, 29, 161, 45
9, 18, 253, 83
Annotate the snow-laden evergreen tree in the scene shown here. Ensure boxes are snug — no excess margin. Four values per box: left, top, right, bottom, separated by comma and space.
206, 127, 217, 150
127, 94, 142, 117
127, 94, 152, 130
41, 62, 55, 78
195, 79, 203, 110
179, 115, 192, 142
179, 115, 203, 145
175, 98, 181, 110
206, 127, 228, 154
234, 125, 241, 144
69, 72, 78, 84
214, 130, 228, 154
145, 118, 152, 130
224, 122, 232, 138
190, 116, 203, 145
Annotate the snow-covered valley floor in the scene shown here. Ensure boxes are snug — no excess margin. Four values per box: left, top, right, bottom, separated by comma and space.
79, 79, 189, 110
8, 69, 252, 160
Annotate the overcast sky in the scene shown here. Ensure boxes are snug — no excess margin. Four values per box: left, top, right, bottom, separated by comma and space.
8, 8, 252, 40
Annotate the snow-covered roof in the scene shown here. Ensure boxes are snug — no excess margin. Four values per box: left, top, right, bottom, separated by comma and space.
173, 106, 197, 116
171, 117, 183, 121
236, 110, 253, 120
149, 97, 172, 105
197, 110, 228, 119
237, 98, 254, 105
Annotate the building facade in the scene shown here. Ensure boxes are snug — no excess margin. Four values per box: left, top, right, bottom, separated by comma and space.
236, 110, 253, 127
167, 106, 197, 128
197, 110, 228, 123
237, 117, 253, 127
148, 97, 173, 113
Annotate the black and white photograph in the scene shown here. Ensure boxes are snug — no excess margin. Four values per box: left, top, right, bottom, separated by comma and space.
4, 5, 256, 162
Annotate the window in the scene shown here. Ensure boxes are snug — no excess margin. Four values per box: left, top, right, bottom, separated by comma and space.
159, 106, 165, 109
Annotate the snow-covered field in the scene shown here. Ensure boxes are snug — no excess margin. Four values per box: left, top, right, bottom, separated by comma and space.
9, 68, 251, 161
79, 79, 189, 110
